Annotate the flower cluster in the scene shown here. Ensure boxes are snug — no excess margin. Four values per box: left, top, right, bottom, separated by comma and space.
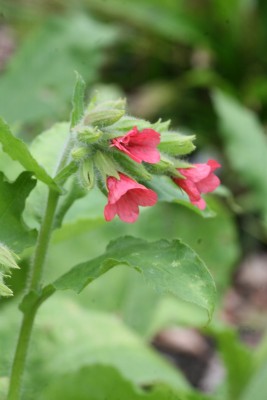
72, 98, 221, 223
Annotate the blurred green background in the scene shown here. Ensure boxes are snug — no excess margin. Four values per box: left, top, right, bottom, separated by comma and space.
1, 1, 267, 399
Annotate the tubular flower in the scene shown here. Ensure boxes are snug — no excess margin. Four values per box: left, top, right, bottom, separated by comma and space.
172, 159, 221, 210
104, 173, 158, 223
111, 126, 160, 164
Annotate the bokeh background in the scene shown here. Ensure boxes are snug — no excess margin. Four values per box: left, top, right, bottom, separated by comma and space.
1, 1, 267, 399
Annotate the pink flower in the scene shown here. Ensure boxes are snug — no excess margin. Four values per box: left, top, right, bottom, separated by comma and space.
172, 160, 221, 210
111, 126, 160, 164
104, 173, 157, 223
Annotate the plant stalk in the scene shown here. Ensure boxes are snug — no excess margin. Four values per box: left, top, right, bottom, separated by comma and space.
7, 138, 72, 400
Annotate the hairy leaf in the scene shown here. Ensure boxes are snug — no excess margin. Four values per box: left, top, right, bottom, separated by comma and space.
0, 118, 59, 191
47, 236, 216, 321
70, 72, 86, 128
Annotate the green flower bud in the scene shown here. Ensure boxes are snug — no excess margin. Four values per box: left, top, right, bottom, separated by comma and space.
92, 98, 126, 111
80, 158, 95, 190
84, 109, 125, 128
0, 243, 19, 297
77, 126, 103, 144
71, 147, 88, 161
113, 151, 152, 181
0, 243, 19, 271
158, 132, 196, 156
94, 151, 120, 180
146, 154, 182, 177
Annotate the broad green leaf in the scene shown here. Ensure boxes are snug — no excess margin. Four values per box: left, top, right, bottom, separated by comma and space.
0, 118, 59, 191
41, 365, 188, 400
0, 171, 37, 253
0, 15, 118, 125
48, 236, 216, 320
212, 90, 267, 223
0, 296, 189, 398
70, 72, 86, 128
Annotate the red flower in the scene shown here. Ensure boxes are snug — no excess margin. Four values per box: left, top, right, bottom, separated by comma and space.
172, 160, 221, 210
111, 126, 160, 164
104, 173, 157, 223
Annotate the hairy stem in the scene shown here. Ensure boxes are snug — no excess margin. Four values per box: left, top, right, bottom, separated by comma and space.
7, 138, 72, 400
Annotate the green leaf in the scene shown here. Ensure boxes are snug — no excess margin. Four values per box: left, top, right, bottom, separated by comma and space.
158, 132, 196, 156
207, 325, 253, 399
0, 296, 189, 397
212, 90, 267, 222
48, 236, 216, 321
41, 365, 186, 400
70, 72, 86, 128
0, 118, 59, 191
240, 361, 267, 400
0, 171, 37, 253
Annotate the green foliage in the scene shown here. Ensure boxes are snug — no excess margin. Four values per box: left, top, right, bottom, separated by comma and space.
213, 90, 267, 223
240, 361, 267, 400
0, 172, 36, 253
48, 236, 216, 321
41, 365, 189, 400
0, 118, 59, 191
0, 15, 118, 125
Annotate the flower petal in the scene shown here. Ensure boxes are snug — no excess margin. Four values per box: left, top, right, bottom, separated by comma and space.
116, 194, 139, 223
196, 173, 220, 193
104, 203, 117, 221
128, 188, 158, 206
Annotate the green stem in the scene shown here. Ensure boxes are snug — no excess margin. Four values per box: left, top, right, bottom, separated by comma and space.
7, 138, 72, 400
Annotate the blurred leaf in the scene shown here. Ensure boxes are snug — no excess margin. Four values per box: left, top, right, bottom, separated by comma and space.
207, 325, 253, 400
0, 15, 118, 125
0, 118, 59, 191
213, 90, 267, 222
240, 361, 267, 400
86, 0, 208, 45
0, 296, 189, 398
70, 72, 86, 128
48, 236, 216, 321
0, 171, 37, 253
41, 365, 186, 400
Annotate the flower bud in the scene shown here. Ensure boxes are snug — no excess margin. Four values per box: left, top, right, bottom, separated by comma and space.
0, 243, 19, 271
79, 158, 95, 190
94, 151, 120, 180
92, 98, 126, 111
113, 151, 152, 181
146, 154, 183, 177
0, 243, 19, 297
77, 126, 103, 144
71, 147, 88, 161
158, 132, 196, 156
83, 109, 125, 128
